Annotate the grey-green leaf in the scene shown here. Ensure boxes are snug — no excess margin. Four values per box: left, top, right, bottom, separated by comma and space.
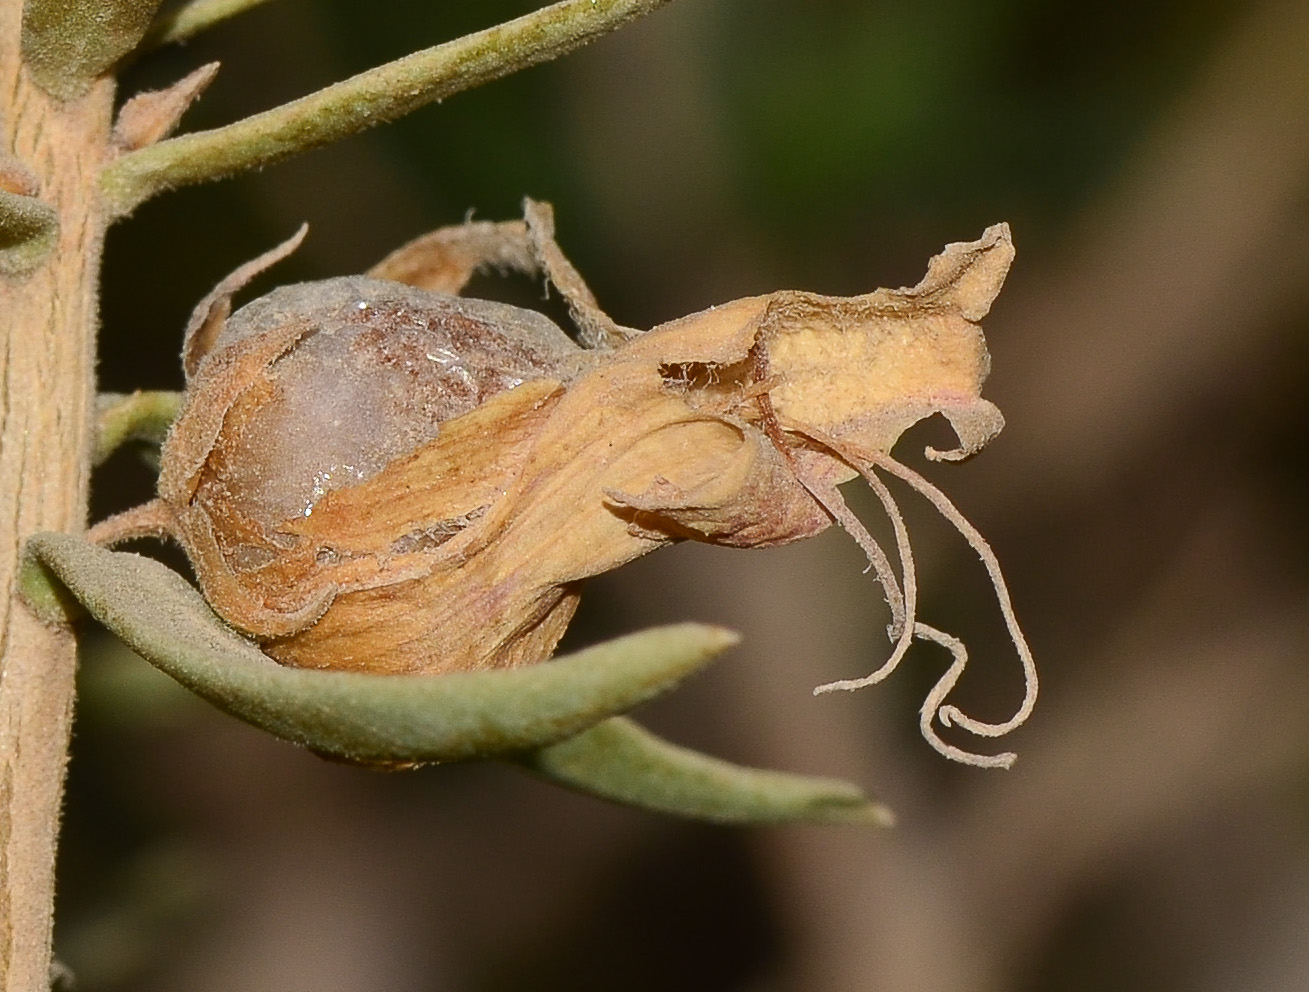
27, 532, 736, 764
94, 391, 181, 465
0, 188, 58, 274
100, 0, 679, 216
523, 717, 892, 826
22, 0, 167, 99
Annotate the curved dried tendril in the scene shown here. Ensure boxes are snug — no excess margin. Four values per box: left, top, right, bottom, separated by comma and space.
85, 499, 177, 546
791, 461, 905, 633
872, 453, 1039, 740
913, 623, 1016, 769
810, 463, 918, 691
523, 199, 638, 348
798, 430, 1037, 768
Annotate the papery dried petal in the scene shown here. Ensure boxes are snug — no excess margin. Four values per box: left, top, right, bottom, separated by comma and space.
96, 207, 1034, 767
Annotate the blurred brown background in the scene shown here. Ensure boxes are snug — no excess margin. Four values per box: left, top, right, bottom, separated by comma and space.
65, 0, 1309, 989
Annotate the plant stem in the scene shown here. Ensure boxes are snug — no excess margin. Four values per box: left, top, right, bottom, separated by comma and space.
101, 0, 678, 217
0, 1, 113, 985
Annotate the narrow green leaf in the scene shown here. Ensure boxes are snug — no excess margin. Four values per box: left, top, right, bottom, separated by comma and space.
94, 391, 181, 465
523, 717, 893, 826
16, 555, 84, 627
0, 189, 58, 274
22, 0, 167, 99
100, 0, 679, 216
27, 532, 736, 765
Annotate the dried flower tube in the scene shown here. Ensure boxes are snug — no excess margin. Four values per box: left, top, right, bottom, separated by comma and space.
91, 202, 1036, 765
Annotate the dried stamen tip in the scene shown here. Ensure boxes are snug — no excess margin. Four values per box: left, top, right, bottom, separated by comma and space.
915, 624, 1017, 770
809, 440, 1038, 768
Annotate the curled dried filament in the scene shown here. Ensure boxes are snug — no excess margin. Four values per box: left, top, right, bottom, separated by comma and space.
805, 433, 1037, 769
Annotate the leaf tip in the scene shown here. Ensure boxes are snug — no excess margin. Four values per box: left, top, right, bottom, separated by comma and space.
18, 536, 84, 627
0, 189, 58, 275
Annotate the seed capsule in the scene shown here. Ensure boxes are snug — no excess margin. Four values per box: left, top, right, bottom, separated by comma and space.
93, 203, 1035, 766
186, 276, 586, 536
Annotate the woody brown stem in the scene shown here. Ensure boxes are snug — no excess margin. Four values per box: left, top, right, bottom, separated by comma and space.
0, 4, 114, 985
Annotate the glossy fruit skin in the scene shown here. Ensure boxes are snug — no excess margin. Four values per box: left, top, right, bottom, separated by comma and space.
189, 276, 586, 529
154, 274, 602, 666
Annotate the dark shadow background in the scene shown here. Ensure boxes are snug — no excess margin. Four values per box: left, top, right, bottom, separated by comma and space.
60, 0, 1309, 989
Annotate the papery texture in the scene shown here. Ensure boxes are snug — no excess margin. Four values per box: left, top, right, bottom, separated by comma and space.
91, 207, 1033, 766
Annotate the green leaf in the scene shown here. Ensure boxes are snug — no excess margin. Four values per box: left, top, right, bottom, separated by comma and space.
524, 717, 892, 826
100, 0, 680, 216
22, 0, 167, 99
27, 532, 736, 765
30, 532, 887, 825
0, 189, 58, 274
94, 391, 181, 465
16, 554, 84, 627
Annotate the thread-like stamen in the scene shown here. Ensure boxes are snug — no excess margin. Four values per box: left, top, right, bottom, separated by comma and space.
773, 424, 1035, 765
870, 452, 1038, 739
793, 467, 906, 637
913, 623, 1016, 769
754, 363, 908, 636
813, 463, 918, 694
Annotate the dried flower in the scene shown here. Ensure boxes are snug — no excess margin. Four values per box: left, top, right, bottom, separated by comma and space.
91, 201, 1036, 767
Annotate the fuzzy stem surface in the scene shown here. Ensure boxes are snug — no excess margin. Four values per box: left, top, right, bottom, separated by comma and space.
0, 2, 113, 985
